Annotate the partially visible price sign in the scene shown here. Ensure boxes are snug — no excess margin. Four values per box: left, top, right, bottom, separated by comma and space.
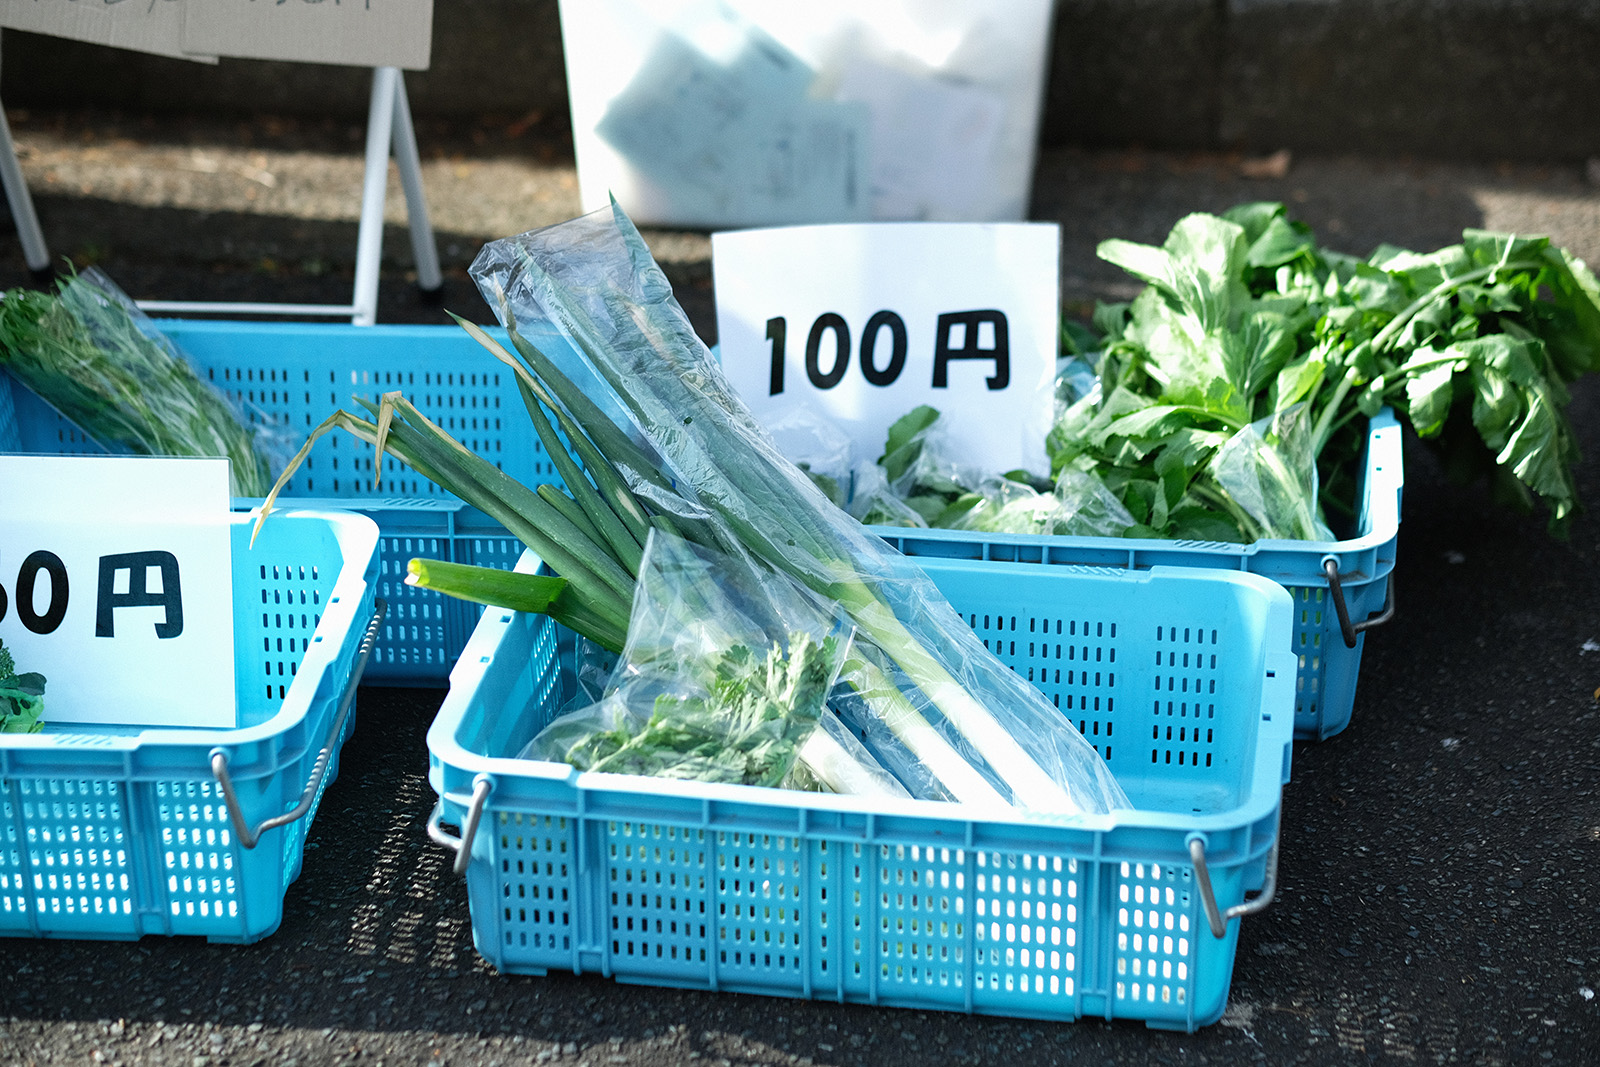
0, 456, 236, 729
713, 222, 1060, 478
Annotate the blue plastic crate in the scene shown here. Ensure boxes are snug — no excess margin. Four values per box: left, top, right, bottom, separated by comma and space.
0, 318, 579, 684
0, 508, 381, 943
289, 498, 523, 687
874, 410, 1402, 741
425, 552, 1296, 1031
0, 319, 568, 495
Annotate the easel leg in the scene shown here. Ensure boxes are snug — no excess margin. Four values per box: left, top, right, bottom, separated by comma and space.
0, 101, 52, 281
390, 73, 443, 301
351, 67, 400, 325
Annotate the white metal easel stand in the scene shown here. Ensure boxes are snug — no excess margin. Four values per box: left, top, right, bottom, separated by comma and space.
138, 66, 441, 325
1, 63, 441, 325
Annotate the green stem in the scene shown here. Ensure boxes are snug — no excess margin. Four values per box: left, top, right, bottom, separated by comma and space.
407, 558, 628, 652
1188, 481, 1266, 542
500, 325, 662, 540
1320, 350, 1468, 443
537, 483, 607, 548
516, 377, 645, 578
1369, 258, 1542, 355
350, 398, 638, 608
452, 313, 661, 546
1310, 366, 1360, 456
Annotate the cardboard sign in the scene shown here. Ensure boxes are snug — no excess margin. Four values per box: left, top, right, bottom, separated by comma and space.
713, 222, 1061, 479
0, 456, 236, 729
0, 0, 217, 63
182, 0, 434, 70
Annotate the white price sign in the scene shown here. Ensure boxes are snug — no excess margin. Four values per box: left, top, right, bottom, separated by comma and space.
713, 222, 1060, 478
0, 456, 236, 729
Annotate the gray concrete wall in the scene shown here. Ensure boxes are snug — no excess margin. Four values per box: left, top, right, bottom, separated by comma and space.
4, 0, 1598, 162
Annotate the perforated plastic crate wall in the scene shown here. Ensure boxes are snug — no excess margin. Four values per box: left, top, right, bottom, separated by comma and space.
875, 410, 1402, 741
0, 509, 379, 942
428, 555, 1297, 1031
269, 499, 523, 686
0, 319, 575, 683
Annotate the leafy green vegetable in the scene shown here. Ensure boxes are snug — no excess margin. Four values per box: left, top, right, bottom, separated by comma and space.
879, 204, 1600, 541
0, 639, 46, 734
0, 268, 274, 496
550, 632, 840, 787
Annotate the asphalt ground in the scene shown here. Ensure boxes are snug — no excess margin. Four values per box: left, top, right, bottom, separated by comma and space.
2, 108, 1600, 1066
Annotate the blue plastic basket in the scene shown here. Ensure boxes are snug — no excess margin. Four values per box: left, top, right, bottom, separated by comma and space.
425, 552, 1297, 1031
873, 410, 1403, 741
0, 318, 574, 684
0, 508, 381, 943
300, 498, 524, 686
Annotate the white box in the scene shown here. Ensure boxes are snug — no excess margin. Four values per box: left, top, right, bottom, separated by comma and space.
557, 0, 1056, 227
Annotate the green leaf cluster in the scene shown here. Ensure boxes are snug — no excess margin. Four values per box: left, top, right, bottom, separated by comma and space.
0, 638, 46, 734
556, 632, 840, 787
1046, 203, 1600, 539
0, 268, 274, 496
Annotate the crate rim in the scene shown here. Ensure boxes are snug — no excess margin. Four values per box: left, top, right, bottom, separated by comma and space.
870, 407, 1403, 578
0, 506, 378, 758
426, 554, 1297, 850
146, 317, 507, 339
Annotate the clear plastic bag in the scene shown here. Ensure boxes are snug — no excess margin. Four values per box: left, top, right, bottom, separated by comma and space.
1210, 401, 1333, 541
947, 476, 1056, 536
0, 268, 279, 495
845, 460, 927, 528
875, 407, 990, 527
475, 203, 1130, 818
948, 467, 1134, 538
762, 399, 855, 509
1055, 354, 1099, 409
523, 529, 907, 798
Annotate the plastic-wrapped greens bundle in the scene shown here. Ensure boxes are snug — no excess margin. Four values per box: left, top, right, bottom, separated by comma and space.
845, 460, 927, 528
949, 467, 1134, 538
523, 528, 908, 799
1211, 402, 1333, 541
761, 399, 855, 509
0, 268, 277, 496
472, 203, 1130, 818
876, 405, 987, 527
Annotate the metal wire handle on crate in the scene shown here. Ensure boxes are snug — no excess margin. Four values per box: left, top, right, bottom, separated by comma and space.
426, 776, 493, 877
1322, 558, 1396, 649
210, 598, 388, 851
1188, 834, 1279, 939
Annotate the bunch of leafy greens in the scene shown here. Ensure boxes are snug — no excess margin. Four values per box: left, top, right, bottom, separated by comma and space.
0, 268, 274, 496
546, 632, 841, 787
0, 639, 46, 734
880, 203, 1600, 541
